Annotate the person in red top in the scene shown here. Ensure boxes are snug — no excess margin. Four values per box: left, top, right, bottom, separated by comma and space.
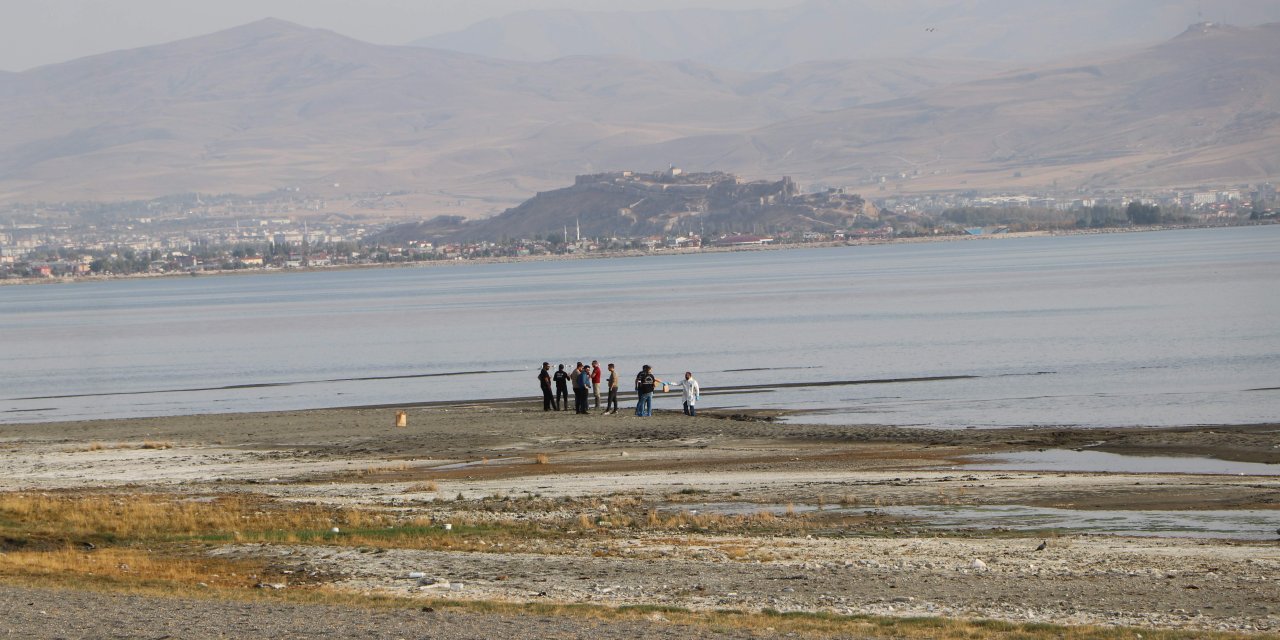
590, 359, 603, 410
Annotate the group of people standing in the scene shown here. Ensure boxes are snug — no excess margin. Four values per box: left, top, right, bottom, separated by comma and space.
538, 360, 617, 414
538, 362, 700, 417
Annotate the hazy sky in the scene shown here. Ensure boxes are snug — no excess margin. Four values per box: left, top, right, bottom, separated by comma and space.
0, 0, 799, 72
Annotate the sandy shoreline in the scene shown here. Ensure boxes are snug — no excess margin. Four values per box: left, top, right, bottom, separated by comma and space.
2, 402, 1278, 636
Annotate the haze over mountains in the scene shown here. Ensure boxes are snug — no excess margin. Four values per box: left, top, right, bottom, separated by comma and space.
0, 18, 998, 211
416, 0, 1280, 70
614, 22, 1280, 194
1, 9, 1277, 217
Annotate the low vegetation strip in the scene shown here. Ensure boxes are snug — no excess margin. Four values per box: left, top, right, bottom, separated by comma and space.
0, 491, 826, 554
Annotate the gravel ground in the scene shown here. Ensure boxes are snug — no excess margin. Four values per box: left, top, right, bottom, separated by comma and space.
215, 534, 1280, 633
0, 585, 771, 640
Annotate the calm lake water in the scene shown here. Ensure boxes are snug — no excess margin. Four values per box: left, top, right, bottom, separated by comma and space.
2, 226, 1277, 428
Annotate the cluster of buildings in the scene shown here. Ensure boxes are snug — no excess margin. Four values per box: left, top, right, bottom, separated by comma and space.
877, 183, 1276, 220
1, 179, 1271, 281
0, 213, 373, 278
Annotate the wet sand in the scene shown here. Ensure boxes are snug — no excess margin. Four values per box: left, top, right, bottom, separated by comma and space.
2, 401, 1278, 635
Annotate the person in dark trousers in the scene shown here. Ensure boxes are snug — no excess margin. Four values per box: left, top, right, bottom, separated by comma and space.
672, 371, 700, 416
590, 359, 603, 409
538, 362, 555, 411
633, 364, 663, 417
580, 363, 595, 414
605, 363, 619, 414
553, 364, 570, 411
571, 362, 590, 414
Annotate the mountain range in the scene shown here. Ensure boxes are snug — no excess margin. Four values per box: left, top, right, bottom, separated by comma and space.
0, 16, 1276, 217
415, 0, 1280, 70
0, 18, 997, 212
606, 21, 1280, 194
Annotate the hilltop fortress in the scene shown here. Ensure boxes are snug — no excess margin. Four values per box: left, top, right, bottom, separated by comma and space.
402, 169, 878, 244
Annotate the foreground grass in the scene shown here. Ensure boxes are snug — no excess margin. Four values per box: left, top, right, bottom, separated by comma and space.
0, 492, 816, 552
0, 492, 341, 544
2, 491, 1272, 640
0, 547, 268, 590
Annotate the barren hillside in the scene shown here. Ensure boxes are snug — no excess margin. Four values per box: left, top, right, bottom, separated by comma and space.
1, 19, 1275, 215
415, 0, 1280, 70
0, 19, 993, 214
610, 22, 1280, 193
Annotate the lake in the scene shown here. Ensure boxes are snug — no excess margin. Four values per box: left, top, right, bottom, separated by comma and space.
2, 226, 1277, 428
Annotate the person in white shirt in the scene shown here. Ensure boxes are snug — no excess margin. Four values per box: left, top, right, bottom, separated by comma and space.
673, 371, 700, 416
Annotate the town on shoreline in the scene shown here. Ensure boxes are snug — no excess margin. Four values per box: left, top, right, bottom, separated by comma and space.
3, 169, 1275, 283
1, 220, 1270, 287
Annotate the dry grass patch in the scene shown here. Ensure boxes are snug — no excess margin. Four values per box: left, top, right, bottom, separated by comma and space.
0, 493, 359, 543
73, 442, 132, 453
642, 508, 795, 533
346, 462, 411, 478
0, 546, 265, 590
403, 480, 438, 493
0, 491, 566, 555
718, 544, 752, 560
0, 490, 887, 557
139, 440, 173, 450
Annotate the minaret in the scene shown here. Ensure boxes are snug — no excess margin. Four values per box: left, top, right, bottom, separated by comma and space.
576, 218, 581, 242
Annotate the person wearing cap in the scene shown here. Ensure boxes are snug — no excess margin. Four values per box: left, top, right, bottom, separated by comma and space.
553, 364, 570, 411
537, 362, 555, 411
633, 364, 664, 417
671, 371, 701, 416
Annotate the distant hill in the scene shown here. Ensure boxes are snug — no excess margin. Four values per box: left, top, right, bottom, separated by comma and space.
374, 170, 873, 244
604, 22, 1280, 193
413, 0, 1280, 70
0, 18, 995, 212
2, 19, 1276, 214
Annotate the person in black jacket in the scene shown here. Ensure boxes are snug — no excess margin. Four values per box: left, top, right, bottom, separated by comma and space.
537, 362, 554, 411
633, 364, 664, 417
552, 364, 570, 411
